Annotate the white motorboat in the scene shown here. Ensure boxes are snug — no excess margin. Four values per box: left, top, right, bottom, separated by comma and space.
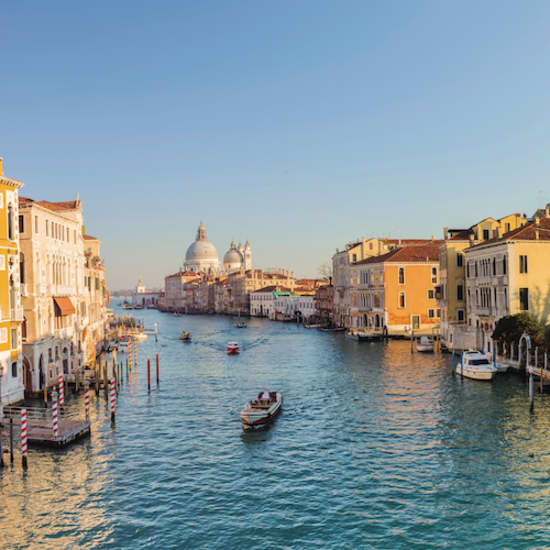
416, 336, 434, 352
240, 391, 283, 430
457, 350, 498, 381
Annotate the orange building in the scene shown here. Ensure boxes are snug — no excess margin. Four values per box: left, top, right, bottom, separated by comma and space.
351, 243, 441, 334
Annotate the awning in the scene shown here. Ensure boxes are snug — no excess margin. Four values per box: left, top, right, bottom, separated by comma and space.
53, 297, 76, 317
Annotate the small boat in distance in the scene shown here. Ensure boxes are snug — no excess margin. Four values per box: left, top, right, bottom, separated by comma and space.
318, 326, 346, 332
179, 331, 191, 342
235, 321, 247, 328
117, 335, 131, 353
227, 341, 240, 355
240, 391, 283, 430
416, 336, 434, 352
457, 350, 498, 381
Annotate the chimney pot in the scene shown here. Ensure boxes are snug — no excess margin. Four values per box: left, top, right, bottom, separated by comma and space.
535, 217, 540, 226
443, 227, 449, 240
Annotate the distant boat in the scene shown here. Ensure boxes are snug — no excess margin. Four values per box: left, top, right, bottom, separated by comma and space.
416, 336, 434, 352
346, 330, 380, 341
179, 331, 191, 342
318, 327, 345, 332
240, 391, 282, 430
457, 350, 498, 381
227, 341, 240, 355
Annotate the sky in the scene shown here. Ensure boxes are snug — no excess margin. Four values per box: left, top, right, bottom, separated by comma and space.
2, 1, 550, 289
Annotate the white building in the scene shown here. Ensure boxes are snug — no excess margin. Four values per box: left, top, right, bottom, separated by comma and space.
131, 278, 161, 307
184, 222, 252, 275
250, 286, 291, 318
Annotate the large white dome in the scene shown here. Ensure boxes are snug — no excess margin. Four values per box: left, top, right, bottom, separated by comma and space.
186, 240, 219, 261
183, 222, 220, 273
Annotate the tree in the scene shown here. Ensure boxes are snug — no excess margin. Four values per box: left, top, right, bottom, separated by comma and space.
318, 262, 332, 281
492, 313, 545, 347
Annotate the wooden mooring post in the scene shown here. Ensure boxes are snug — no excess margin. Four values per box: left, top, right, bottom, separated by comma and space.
529, 371, 535, 413
147, 358, 151, 393
9, 417, 14, 464
156, 353, 159, 387
410, 330, 414, 353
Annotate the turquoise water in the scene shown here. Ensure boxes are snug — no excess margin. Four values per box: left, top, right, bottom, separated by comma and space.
2, 305, 550, 549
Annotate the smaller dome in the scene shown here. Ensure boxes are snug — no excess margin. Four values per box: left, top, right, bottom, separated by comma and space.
224, 248, 243, 265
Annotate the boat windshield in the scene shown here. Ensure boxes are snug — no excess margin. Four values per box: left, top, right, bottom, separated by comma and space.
469, 359, 490, 365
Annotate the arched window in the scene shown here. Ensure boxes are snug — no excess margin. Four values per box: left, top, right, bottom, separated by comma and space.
20, 252, 25, 284
11, 361, 17, 377
398, 267, 405, 284
9, 275, 15, 316
7, 204, 14, 240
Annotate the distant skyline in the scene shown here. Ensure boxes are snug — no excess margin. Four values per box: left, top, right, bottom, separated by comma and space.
2, 1, 550, 289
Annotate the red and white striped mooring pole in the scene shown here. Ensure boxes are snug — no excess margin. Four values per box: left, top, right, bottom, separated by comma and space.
52, 389, 59, 439
20, 408, 28, 469
109, 378, 116, 425
84, 382, 90, 422
58, 374, 65, 409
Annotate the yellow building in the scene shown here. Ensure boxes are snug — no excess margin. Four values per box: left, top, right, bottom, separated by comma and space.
462, 212, 550, 355
438, 213, 526, 351
0, 158, 24, 405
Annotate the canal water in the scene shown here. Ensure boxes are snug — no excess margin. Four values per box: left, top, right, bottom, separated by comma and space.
2, 305, 550, 549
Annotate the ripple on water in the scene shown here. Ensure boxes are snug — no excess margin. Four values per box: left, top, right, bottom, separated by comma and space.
3, 310, 550, 549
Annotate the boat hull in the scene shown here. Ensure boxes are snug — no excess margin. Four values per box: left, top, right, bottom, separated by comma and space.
240, 394, 283, 430
416, 344, 434, 352
456, 367, 495, 381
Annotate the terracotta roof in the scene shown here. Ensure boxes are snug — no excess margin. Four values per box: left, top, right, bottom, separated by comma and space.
469, 217, 550, 248
354, 243, 441, 265
19, 196, 81, 212
83, 234, 98, 240
382, 238, 434, 245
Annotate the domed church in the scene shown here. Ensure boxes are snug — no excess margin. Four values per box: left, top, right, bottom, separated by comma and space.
184, 222, 251, 274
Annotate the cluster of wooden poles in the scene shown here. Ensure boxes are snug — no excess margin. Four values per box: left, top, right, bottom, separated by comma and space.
0, 336, 161, 470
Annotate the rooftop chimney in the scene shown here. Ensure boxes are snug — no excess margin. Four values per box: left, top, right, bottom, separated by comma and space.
535, 217, 540, 226
443, 227, 449, 240
546, 204, 550, 218
469, 233, 475, 247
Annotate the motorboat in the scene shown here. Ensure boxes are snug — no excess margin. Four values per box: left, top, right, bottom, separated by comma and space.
179, 331, 191, 342
227, 341, 240, 355
346, 330, 380, 342
457, 350, 498, 381
132, 332, 148, 342
240, 391, 283, 430
235, 321, 247, 328
416, 336, 434, 352
318, 326, 346, 332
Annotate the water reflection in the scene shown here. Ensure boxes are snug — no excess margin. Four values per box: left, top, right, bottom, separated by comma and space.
3, 308, 550, 548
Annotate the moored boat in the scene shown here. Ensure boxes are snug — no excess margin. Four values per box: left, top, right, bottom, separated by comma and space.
227, 341, 240, 354
457, 350, 498, 381
117, 335, 131, 352
240, 391, 283, 430
318, 326, 346, 332
416, 335, 434, 352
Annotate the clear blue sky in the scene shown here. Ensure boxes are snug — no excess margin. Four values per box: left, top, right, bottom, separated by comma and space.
2, 1, 550, 289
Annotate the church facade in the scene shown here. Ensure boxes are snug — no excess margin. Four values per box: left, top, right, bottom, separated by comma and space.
184, 222, 251, 275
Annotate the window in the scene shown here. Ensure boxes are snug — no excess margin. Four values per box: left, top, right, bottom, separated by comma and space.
7, 205, 14, 240
506, 223, 511, 232
428, 309, 435, 318
503, 256, 507, 275
428, 289, 434, 299
466, 263, 470, 278
11, 328, 17, 349
48, 348, 52, 362
431, 267, 437, 283
519, 255, 528, 274
519, 288, 529, 310
436, 309, 441, 318
398, 292, 405, 308
11, 361, 17, 377
483, 229, 490, 240
18, 215, 24, 234
45, 220, 49, 236
492, 258, 496, 276
457, 309, 465, 322
456, 253, 463, 267
475, 262, 478, 277
20, 253, 25, 284
457, 284, 464, 301
398, 267, 405, 284
504, 288, 508, 309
